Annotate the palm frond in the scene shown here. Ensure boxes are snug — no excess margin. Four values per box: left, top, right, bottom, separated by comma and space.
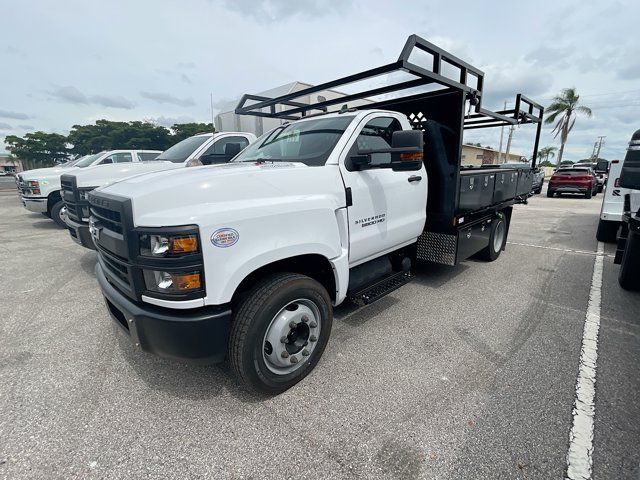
576, 105, 592, 117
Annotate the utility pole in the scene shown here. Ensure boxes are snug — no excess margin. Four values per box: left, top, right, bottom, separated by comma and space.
497, 100, 507, 162
594, 135, 605, 160
210, 93, 216, 133
504, 124, 515, 163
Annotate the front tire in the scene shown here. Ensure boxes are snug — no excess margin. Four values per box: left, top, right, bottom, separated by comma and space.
229, 273, 333, 394
477, 215, 507, 262
50, 200, 67, 228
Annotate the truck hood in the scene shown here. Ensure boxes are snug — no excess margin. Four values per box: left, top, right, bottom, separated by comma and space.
73, 161, 177, 188
20, 165, 79, 181
97, 162, 345, 227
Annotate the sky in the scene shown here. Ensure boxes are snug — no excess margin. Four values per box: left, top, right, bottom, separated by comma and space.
1, 0, 639, 161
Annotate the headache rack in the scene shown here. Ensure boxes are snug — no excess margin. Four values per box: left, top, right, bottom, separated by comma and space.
236, 35, 544, 265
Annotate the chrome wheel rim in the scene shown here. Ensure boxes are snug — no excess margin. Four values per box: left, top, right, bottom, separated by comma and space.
262, 298, 321, 375
493, 220, 505, 252
59, 206, 67, 224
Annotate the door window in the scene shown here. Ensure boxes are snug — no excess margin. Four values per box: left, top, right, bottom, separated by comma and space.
101, 152, 133, 164
138, 152, 161, 161
352, 117, 403, 166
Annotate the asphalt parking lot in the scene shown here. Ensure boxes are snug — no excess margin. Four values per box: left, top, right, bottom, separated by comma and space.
1, 185, 639, 479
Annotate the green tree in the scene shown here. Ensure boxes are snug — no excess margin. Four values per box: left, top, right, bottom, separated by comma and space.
170, 123, 214, 143
545, 88, 592, 166
536, 146, 557, 165
4, 132, 70, 169
67, 120, 172, 155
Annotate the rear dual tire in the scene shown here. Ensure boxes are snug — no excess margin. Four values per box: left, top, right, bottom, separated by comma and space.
477, 216, 507, 262
596, 219, 618, 243
229, 273, 333, 395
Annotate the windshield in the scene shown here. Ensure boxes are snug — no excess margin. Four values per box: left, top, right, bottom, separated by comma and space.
234, 116, 355, 167
60, 157, 83, 168
74, 153, 104, 168
156, 135, 210, 163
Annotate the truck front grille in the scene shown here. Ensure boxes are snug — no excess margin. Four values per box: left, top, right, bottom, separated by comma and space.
90, 205, 123, 234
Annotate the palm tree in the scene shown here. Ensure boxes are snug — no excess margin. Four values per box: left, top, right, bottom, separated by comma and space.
537, 146, 557, 166
545, 88, 592, 166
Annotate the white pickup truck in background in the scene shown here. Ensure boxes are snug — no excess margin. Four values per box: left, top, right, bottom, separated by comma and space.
17, 150, 162, 227
62, 132, 255, 249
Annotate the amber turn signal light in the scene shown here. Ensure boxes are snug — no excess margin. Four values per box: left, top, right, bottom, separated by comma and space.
400, 152, 423, 161
170, 236, 198, 254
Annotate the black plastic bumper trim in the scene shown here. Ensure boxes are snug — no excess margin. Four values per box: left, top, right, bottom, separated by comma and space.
96, 263, 231, 364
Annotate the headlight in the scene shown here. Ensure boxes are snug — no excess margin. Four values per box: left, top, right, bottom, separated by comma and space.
139, 233, 199, 257
27, 180, 39, 188
143, 270, 202, 294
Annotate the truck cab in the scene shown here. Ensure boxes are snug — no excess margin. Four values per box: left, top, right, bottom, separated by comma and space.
88, 35, 543, 394
62, 132, 255, 249
17, 149, 162, 227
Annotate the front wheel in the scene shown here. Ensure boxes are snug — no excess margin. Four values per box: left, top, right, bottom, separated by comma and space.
50, 200, 67, 228
229, 273, 333, 394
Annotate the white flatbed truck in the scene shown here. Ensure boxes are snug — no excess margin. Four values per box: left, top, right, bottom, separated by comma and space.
87, 35, 544, 393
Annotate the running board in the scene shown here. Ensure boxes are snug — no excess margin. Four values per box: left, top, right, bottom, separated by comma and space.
349, 271, 413, 306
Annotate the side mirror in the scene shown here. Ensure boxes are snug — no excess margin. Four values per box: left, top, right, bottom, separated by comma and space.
390, 130, 423, 171
351, 129, 423, 172
595, 159, 609, 173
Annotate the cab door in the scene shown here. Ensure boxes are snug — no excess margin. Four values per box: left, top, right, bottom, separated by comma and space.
339, 114, 427, 265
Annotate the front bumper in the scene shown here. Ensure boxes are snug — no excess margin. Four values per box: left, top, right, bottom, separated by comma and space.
22, 196, 48, 213
96, 263, 231, 364
65, 216, 95, 250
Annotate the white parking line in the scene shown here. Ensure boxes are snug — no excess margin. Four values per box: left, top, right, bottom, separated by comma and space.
565, 241, 604, 480
507, 241, 614, 258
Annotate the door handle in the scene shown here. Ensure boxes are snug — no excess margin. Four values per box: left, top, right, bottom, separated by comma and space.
408, 175, 422, 183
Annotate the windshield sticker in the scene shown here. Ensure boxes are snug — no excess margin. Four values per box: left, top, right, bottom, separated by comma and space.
211, 228, 239, 248
355, 213, 386, 228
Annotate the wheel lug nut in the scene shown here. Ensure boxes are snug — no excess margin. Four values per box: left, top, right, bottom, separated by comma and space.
310, 321, 318, 328
281, 351, 289, 358
289, 321, 296, 329
290, 356, 298, 364
280, 336, 287, 344
301, 315, 309, 323
302, 349, 310, 356
310, 335, 317, 342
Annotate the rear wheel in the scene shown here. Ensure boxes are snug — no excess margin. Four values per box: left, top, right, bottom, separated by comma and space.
596, 219, 619, 243
478, 216, 507, 262
49, 200, 67, 228
619, 230, 640, 290
547, 189, 555, 198
585, 188, 592, 199
229, 273, 333, 394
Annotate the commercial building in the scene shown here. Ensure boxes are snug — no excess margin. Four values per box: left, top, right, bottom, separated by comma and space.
461, 144, 524, 166
0, 153, 24, 173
